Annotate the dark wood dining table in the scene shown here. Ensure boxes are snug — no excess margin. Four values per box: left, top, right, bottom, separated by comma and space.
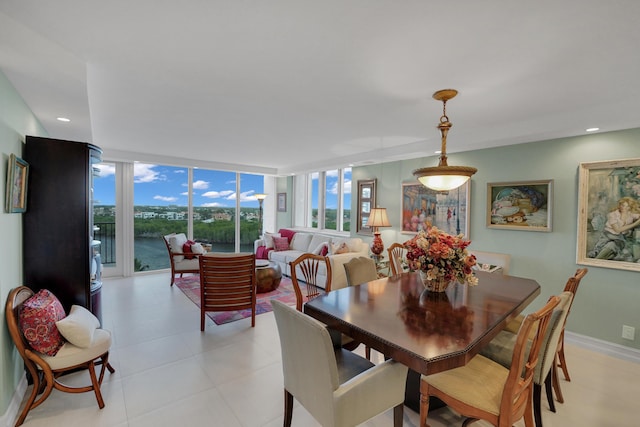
303, 271, 541, 412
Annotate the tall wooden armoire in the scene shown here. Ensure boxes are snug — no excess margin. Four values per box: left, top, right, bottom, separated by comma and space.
23, 136, 103, 322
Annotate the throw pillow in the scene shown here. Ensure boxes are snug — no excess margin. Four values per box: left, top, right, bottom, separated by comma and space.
263, 232, 281, 249
56, 305, 100, 348
312, 242, 329, 255
191, 242, 205, 255
274, 237, 290, 251
331, 242, 349, 255
18, 289, 66, 356
320, 245, 329, 256
182, 240, 196, 259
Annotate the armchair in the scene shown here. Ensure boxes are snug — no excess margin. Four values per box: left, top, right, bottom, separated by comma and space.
163, 233, 201, 286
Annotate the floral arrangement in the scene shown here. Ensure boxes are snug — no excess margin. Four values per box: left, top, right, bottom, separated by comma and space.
404, 226, 478, 286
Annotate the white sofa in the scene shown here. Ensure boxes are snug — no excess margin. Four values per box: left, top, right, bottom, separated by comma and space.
254, 230, 369, 290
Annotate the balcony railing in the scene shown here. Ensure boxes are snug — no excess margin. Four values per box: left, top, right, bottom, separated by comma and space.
94, 222, 115, 265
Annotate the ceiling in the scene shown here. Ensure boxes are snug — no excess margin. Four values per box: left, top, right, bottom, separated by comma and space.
1, 1, 639, 176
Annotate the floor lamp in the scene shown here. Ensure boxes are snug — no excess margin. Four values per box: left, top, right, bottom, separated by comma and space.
256, 193, 267, 237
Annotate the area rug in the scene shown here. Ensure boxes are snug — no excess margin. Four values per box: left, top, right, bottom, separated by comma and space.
174, 275, 298, 325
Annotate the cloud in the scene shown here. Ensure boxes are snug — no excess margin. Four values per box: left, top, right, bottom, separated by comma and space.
201, 202, 225, 207
154, 195, 178, 202
94, 163, 115, 177
192, 180, 209, 190
201, 190, 235, 199
134, 163, 161, 183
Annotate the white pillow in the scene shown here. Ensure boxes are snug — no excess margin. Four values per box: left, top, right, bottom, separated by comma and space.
191, 242, 205, 254
312, 242, 329, 255
55, 305, 100, 348
263, 232, 281, 249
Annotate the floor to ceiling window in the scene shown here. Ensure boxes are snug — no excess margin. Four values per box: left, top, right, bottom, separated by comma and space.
294, 167, 351, 232
133, 163, 188, 272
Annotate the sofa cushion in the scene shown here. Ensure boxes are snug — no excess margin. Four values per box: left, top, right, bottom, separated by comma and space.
56, 305, 100, 348
308, 234, 331, 253
312, 241, 330, 255
278, 228, 297, 243
264, 232, 281, 249
274, 237, 290, 251
19, 289, 67, 356
291, 233, 313, 251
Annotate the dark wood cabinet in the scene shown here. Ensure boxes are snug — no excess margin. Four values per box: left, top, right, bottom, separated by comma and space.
23, 136, 103, 322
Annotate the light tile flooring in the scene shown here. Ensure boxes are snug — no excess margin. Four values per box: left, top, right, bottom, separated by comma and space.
14, 273, 640, 426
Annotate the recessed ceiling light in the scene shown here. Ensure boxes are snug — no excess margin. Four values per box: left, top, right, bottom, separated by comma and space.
56, 117, 71, 122
586, 127, 599, 132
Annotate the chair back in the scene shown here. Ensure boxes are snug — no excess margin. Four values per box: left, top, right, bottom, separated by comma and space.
272, 300, 340, 404
199, 252, 256, 329
502, 295, 560, 422
290, 253, 331, 311
343, 257, 378, 286
469, 250, 511, 275
387, 243, 406, 276
5, 287, 37, 369
534, 291, 573, 383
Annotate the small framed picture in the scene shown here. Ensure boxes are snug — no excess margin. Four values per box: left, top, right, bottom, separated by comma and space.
277, 192, 287, 212
577, 158, 640, 272
5, 154, 29, 213
486, 180, 553, 232
357, 179, 376, 235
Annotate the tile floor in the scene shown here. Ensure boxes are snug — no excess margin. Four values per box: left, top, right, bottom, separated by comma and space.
13, 273, 640, 426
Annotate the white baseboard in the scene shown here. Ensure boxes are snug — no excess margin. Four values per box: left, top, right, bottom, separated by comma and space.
566, 331, 640, 364
1, 375, 26, 427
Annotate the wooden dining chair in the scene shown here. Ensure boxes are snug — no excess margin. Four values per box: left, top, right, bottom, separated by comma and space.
387, 242, 406, 276
199, 252, 256, 330
290, 253, 332, 311
290, 253, 362, 354
553, 268, 588, 400
420, 295, 560, 427
480, 291, 574, 427
271, 300, 408, 427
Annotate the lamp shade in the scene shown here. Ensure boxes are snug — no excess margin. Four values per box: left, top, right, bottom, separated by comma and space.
255, 193, 267, 201
368, 208, 391, 228
414, 166, 476, 192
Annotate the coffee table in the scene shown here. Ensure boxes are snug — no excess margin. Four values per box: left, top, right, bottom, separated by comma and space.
255, 260, 282, 293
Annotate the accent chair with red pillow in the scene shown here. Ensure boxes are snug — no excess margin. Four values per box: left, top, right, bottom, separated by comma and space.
18, 289, 67, 356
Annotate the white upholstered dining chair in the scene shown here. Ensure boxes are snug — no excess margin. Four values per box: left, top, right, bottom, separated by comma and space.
271, 300, 408, 427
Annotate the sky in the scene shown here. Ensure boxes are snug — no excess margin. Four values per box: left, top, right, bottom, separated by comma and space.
94, 163, 351, 209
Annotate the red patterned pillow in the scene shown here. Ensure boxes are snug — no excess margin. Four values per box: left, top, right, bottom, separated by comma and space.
182, 240, 196, 259
274, 237, 290, 251
19, 289, 67, 356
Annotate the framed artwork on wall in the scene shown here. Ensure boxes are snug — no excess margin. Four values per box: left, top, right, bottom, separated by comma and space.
357, 179, 376, 235
5, 154, 29, 213
486, 180, 553, 232
401, 180, 470, 237
277, 192, 287, 212
577, 158, 640, 272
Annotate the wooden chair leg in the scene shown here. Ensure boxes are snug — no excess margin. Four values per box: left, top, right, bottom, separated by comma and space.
533, 383, 543, 427
419, 381, 431, 427
393, 403, 403, 427
544, 371, 556, 413
365, 345, 371, 360
283, 389, 293, 427
557, 345, 571, 381
552, 358, 565, 404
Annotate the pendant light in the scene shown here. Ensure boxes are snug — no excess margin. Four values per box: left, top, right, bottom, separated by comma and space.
413, 89, 477, 191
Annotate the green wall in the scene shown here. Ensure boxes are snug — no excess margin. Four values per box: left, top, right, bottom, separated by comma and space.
0, 71, 47, 418
353, 129, 640, 350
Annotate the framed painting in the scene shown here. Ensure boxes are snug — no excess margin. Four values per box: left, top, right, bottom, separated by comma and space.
5, 154, 29, 213
577, 158, 640, 272
486, 180, 553, 232
401, 180, 470, 237
357, 179, 376, 235
277, 192, 287, 212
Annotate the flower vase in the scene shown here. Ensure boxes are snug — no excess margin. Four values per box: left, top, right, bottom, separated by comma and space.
419, 271, 452, 293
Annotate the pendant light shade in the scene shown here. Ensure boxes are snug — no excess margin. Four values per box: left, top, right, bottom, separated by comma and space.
413, 89, 477, 191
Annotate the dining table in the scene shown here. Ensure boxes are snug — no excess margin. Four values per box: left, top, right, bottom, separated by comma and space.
303, 270, 541, 413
